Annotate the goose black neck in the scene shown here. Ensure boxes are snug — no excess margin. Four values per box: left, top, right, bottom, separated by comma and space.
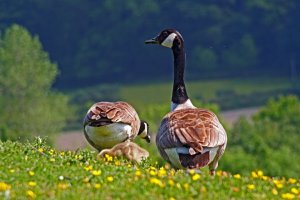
171, 40, 189, 104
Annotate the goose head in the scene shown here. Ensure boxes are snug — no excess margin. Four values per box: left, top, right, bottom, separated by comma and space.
145, 28, 184, 49
138, 120, 151, 143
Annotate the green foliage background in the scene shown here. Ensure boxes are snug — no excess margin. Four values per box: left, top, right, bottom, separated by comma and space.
0, 25, 73, 141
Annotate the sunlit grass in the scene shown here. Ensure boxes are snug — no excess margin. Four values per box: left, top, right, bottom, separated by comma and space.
1, 138, 299, 199
120, 77, 293, 108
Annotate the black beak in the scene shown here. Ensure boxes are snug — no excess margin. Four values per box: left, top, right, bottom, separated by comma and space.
145, 37, 159, 44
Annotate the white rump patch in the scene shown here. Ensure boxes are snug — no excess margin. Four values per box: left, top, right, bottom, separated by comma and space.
171, 99, 195, 111
161, 33, 177, 48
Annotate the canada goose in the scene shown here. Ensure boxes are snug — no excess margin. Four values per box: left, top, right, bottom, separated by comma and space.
83, 101, 151, 151
97, 140, 149, 163
145, 28, 227, 175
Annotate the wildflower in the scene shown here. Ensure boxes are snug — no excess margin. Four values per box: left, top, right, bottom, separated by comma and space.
192, 174, 201, 181
29, 171, 35, 176
49, 149, 55, 155
83, 177, 90, 183
247, 184, 255, 190
176, 183, 181, 189
94, 183, 101, 189
26, 190, 36, 199
150, 178, 164, 187
135, 170, 142, 177
262, 176, 268, 181
273, 180, 283, 189
288, 178, 297, 184
251, 171, 258, 178
91, 170, 101, 176
168, 180, 174, 186
0, 182, 11, 191
57, 183, 69, 189
291, 188, 299, 195
49, 158, 55, 162
114, 160, 121, 166
105, 154, 113, 162
189, 169, 195, 175
58, 176, 64, 181
233, 174, 241, 179
281, 193, 295, 200
28, 181, 37, 187
60, 152, 65, 156
9, 169, 15, 173
38, 148, 43, 153
158, 167, 167, 177
169, 197, 176, 200
183, 183, 189, 190
84, 165, 93, 171
272, 188, 278, 195
149, 169, 157, 176
216, 170, 223, 177
169, 169, 176, 176
257, 170, 263, 177
107, 176, 114, 182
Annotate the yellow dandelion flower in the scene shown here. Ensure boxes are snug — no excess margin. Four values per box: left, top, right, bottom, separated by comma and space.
288, 178, 297, 184
281, 193, 295, 200
216, 170, 223, 177
176, 183, 181, 189
0, 182, 11, 191
273, 180, 284, 189
233, 174, 241, 179
9, 169, 15, 173
38, 148, 43, 153
91, 170, 101, 176
57, 183, 69, 190
29, 171, 35, 176
49, 158, 55, 162
115, 160, 121, 166
149, 170, 157, 176
247, 184, 255, 190
291, 188, 299, 195
158, 168, 167, 177
272, 188, 278, 195
183, 183, 189, 190
189, 169, 195, 175
49, 149, 55, 155
28, 181, 37, 187
257, 170, 263, 177
169, 197, 176, 200
192, 174, 201, 181
60, 152, 65, 156
26, 190, 36, 199
251, 171, 258, 178
107, 176, 114, 182
262, 176, 268, 181
94, 183, 101, 189
127, 164, 132, 168
135, 170, 142, 177
105, 154, 113, 162
169, 169, 176, 176
150, 178, 164, 187
168, 180, 175, 186
84, 165, 93, 171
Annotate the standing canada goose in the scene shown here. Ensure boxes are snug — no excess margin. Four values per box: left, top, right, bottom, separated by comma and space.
97, 140, 149, 163
145, 28, 227, 175
83, 101, 151, 151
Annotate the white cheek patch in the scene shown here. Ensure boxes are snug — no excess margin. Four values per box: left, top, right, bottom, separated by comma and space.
161, 33, 177, 48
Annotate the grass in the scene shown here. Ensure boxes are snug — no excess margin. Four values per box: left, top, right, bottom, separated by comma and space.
120, 77, 294, 108
1, 138, 300, 200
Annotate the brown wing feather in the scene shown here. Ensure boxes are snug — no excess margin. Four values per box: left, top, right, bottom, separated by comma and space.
83, 101, 140, 136
156, 108, 227, 155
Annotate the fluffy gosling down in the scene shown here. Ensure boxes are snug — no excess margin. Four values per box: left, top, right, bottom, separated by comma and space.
83, 101, 151, 151
145, 28, 227, 175
97, 141, 149, 163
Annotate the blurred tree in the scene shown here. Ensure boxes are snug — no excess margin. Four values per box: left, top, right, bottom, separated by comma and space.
0, 24, 72, 141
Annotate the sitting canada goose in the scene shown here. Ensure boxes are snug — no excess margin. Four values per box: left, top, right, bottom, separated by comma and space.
145, 28, 227, 175
97, 140, 149, 163
83, 101, 151, 151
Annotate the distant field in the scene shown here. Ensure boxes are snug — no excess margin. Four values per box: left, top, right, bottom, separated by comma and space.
120, 77, 294, 108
